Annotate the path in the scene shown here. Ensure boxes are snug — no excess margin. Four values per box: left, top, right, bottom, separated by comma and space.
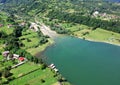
34, 15, 59, 38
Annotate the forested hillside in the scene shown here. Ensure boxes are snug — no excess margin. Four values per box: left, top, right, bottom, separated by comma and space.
0, 0, 120, 33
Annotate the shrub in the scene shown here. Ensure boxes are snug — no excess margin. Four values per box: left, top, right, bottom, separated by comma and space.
40, 79, 45, 83
41, 64, 47, 70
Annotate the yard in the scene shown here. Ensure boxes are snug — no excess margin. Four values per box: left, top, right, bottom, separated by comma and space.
10, 62, 58, 85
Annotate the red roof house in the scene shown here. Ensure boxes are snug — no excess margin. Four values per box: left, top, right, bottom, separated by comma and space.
18, 57, 25, 62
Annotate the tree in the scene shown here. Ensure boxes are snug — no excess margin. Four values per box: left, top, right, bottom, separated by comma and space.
2, 68, 11, 78
41, 64, 47, 70
40, 79, 45, 83
13, 26, 23, 37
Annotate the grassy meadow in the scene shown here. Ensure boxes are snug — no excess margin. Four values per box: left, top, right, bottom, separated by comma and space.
60, 22, 120, 45
10, 62, 58, 85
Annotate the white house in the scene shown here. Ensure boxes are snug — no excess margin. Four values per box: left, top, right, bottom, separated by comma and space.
13, 54, 20, 59
93, 11, 99, 16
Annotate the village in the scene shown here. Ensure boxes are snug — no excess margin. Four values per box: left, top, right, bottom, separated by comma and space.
0, 50, 62, 85
0, 13, 67, 85
92, 11, 120, 21
2, 51, 28, 68
1, 50, 58, 72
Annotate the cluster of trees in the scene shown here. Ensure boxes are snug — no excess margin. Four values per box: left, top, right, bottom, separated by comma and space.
47, 10, 120, 33
37, 30, 49, 44
0, 65, 13, 84
0, 31, 7, 39
43, 19, 70, 34
0, 66, 11, 78
13, 26, 23, 37
50, 25, 69, 34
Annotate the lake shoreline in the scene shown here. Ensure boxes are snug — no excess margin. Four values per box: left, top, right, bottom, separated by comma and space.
35, 39, 55, 57
76, 36, 120, 47
43, 35, 120, 85
35, 34, 120, 57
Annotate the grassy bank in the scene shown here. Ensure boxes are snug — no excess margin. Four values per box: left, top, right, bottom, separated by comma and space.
74, 28, 120, 46
26, 39, 54, 56
58, 22, 120, 46
19, 29, 54, 56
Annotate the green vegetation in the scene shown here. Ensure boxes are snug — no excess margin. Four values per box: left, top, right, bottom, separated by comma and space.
0, 0, 120, 85
47, 10, 120, 33
0, 10, 70, 85
84, 28, 120, 44
26, 39, 53, 55
10, 62, 58, 85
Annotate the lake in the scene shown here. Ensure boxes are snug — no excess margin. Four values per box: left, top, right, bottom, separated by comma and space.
42, 36, 120, 85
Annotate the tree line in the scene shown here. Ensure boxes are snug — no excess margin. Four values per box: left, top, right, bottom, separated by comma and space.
47, 10, 120, 33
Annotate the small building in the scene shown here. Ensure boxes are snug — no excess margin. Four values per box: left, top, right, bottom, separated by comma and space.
13, 54, 19, 59
18, 57, 25, 62
93, 11, 99, 17
2, 51, 10, 57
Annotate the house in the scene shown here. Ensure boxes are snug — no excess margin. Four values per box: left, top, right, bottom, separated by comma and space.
2, 51, 10, 57
13, 54, 19, 59
93, 11, 99, 17
18, 57, 25, 62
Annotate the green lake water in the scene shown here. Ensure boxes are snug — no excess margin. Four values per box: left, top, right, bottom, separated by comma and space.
42, 36, 120, 85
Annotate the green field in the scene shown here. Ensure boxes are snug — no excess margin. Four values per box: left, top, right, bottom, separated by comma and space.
0, 55, 3, 61
20, 30, 53, 55
10, 62, 58, 85
60, 22, 120, 45
27, 39, 53, 55
11, 62, 41, 77
0, 26, 14, 35
20, 30, 39, 49
74, 28, 120, 45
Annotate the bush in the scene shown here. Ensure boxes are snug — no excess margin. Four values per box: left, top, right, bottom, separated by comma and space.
26, 38, 31, 42
41, 64, 47, 70
40, 79, 45, 83
7, 76, 15, 81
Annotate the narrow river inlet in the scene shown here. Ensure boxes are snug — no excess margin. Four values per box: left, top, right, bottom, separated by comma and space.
42, 36, 120, 85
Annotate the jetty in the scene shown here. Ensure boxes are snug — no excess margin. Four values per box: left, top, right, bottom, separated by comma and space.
49, 63, 59, 72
